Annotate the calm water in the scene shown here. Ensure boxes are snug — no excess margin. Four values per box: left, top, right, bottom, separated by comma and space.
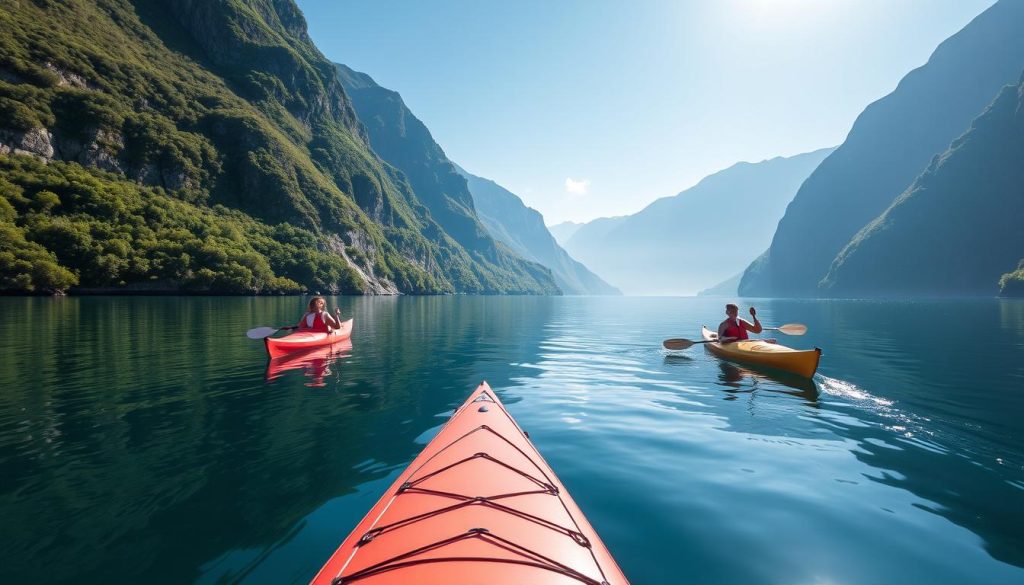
1, 296, 1022, 584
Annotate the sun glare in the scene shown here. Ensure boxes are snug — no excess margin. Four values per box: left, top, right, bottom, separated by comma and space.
735, 0, 839, 28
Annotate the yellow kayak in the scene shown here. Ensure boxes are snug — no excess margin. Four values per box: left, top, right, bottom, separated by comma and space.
701, 326, 821, 378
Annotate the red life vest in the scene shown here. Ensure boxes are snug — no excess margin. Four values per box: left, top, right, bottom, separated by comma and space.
302, 311, 330, 333
722, 318, 749, 341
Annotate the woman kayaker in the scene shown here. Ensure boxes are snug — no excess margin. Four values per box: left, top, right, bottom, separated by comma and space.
297, 296, 343, 333
717, 303, 762, 343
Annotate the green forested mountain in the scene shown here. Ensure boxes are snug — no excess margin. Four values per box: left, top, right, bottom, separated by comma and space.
454, 164, 619, 295
0, 0, 557, 294
739, 0, 1024, 298
333, 63, 557, 294
563, 149, 831, 295
334, 63, 610, 295
820, 76, 1024, 297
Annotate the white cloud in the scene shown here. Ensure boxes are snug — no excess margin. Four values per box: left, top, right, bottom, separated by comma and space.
564, 177, 590, 196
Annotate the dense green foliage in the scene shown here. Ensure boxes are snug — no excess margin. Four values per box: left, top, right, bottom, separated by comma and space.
739, 0, 1024, 297
0, 156, 360, 293
0, 0, 557, 294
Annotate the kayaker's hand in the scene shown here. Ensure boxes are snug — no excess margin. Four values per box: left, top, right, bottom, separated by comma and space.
749, 307, 757, 317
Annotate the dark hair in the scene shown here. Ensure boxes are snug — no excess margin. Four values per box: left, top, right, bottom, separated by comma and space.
726, 304, 739, 312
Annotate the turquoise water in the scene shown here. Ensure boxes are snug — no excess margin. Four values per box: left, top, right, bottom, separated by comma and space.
1, 296, 1022, 584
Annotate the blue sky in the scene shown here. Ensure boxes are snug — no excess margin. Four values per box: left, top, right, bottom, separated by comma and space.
297, 0, 996, 224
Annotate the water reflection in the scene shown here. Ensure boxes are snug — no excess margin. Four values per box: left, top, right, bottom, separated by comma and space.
264, 340, 354, 387
715, 362, 820, 404
0, 296, 558, 584
0, 297, 1022, 584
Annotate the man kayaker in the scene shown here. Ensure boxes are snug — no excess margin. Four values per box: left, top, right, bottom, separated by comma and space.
717, 303, 762, 343
298, 296, 344, 333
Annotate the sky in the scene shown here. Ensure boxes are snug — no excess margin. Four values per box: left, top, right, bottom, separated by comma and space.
296, 0, 997, 225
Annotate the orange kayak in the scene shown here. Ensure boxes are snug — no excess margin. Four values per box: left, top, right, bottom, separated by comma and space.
309, 382, 629, 585
264, 319, 353, 359
701, 325, 821, 378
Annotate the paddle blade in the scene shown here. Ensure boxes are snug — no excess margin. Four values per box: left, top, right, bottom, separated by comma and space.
246, 326, 279, 340
663, 338, 696, 350
776, 323, 807, 336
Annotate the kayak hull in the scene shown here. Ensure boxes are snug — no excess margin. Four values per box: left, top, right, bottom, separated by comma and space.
264, 339, 352, 383
702, 325, 821, 378
309, 382, 629, 585
264, 318, 353, 359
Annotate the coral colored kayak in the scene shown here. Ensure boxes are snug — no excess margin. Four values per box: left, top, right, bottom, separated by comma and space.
264, 319, 353, 359
309, 382, 629, 585
702, 325, 821, 378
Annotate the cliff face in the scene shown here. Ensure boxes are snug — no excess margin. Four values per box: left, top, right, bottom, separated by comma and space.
334, 63, 559, 294
563, 149, 832, 296
1000, 260, 1024, 297
0, 0, 557, 294
739, 0, 1024, 298
455, 165, 619, 295
820, 76, 1024, 297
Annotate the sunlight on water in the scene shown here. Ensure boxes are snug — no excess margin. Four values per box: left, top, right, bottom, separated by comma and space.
818, 374, 893, 406
0, 296, 1021, 584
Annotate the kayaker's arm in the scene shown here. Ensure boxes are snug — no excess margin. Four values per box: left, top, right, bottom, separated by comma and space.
745, 307, 763, 334
323, 308, 342, 330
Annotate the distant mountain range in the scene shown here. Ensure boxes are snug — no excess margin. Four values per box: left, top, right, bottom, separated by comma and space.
739, 0, 1024, 298
335, 64, 617, 295
454, 165, 619, 295
548, 221, 585, 246
562, 148, 832, 295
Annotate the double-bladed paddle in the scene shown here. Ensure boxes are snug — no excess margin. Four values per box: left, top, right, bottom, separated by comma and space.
246, 325, 297, 340
662, 323, 807, 350
763, 323, 807, 335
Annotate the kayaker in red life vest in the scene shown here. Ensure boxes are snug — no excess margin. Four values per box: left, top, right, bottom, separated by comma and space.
297, 296, 343, 333
717, 303, 762, 343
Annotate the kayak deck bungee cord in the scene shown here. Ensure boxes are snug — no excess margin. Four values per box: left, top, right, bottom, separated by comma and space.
309, 382, 629, 585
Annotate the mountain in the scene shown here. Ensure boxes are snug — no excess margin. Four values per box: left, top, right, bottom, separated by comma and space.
548, 221, 584, 246
697, 272, 742, 297
739, 0, 1024, 297
819, 75, 1024, 297
0, 0, 557, 294
562, 148, 832, 295
454, 164, 619, 295
335, 64, 614, 295
333, 63, 556, 294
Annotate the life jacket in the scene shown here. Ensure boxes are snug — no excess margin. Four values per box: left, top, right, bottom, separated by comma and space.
302, 311, 330, 333
722, 318, 749, 341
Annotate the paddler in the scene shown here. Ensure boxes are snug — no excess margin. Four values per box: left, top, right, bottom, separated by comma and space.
297, 296, 344, 332
717, 303, 762, 343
